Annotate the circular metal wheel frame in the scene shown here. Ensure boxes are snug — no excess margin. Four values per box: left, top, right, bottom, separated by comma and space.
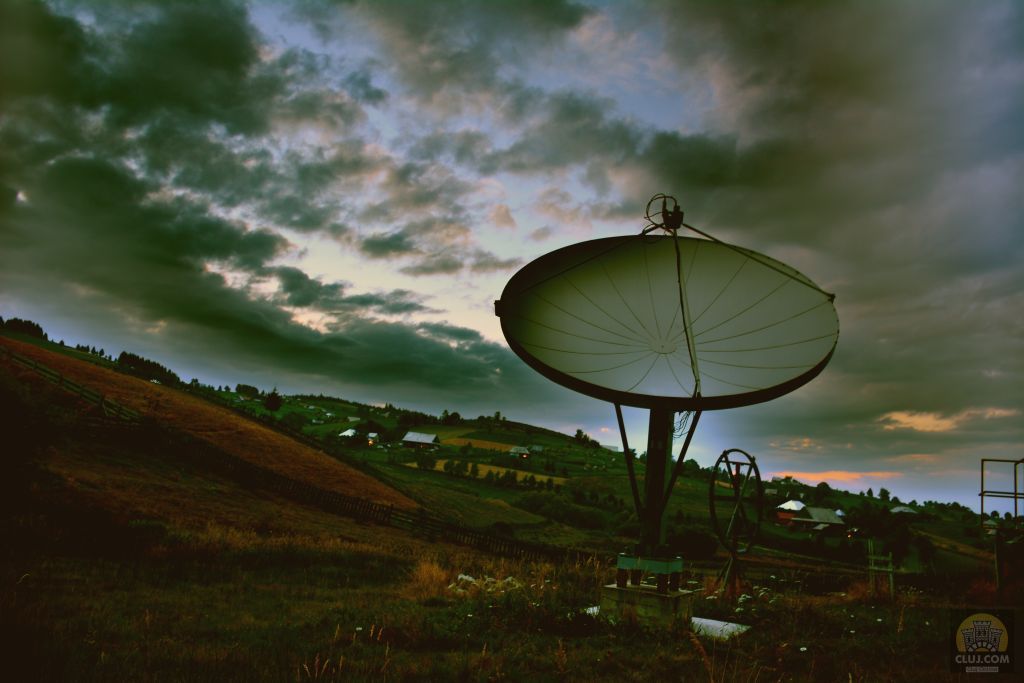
708, 448, 763, 554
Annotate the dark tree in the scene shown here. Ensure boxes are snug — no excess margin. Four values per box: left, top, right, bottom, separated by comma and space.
440, 410, 462, 426
236, 383, 260, 398
117, 351, 180, 385
2, 317, 47, 340
263, 389, 283, 411
812, 481, 832, 505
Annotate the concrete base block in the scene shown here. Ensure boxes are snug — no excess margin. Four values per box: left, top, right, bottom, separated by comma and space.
600, 583, 697, 626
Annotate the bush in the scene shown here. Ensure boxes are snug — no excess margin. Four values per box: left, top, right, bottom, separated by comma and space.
514, 492, 608, 530
279, 412, 306, 432
262, 389, 283, 411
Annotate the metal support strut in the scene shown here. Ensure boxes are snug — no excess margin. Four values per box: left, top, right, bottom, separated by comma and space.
614, 405, 702, 593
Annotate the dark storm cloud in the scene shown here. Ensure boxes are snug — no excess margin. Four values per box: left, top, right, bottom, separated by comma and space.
260, 197, 339, 234
640, 1, 1024, 485
416, 322, 483, 343
5, 0, 1021, 488
0, 155, 293, 362
302, 316, 539, 398
100, 2, 279, 135
0, 0, 378, 234
297, 0, 590, 106
393, 82, 819, 228
359, 222, 517, 277
0, 0, 97, 104
250, 142, 379, 234
276, 88, 365, 128
491, 91, 642, 172
270, 266, 430, 315
341, 290, 428, 315
126, 49, 378, 228
0, 0, 559, 415
409, 130, 494, 168
354, 162, 477, 265
378, 161, 474, 214
136, 119, 275, 206
360, 230, 418, 258
399, 253, 464, 277
337, 0, 1023, 489
469, 250, 521, 274
647, 1, 1024, 248
0, 143, 538, 408
342, 65, 388, 104
17, 156, 290, 271
273, 266, 345, 307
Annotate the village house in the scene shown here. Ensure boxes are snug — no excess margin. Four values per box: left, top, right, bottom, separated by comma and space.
775, 499, 805, 524
402, 431, 440, 449
789, 506, 846, 534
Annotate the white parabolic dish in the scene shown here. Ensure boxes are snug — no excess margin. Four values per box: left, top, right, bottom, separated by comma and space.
496, 235, 839, 411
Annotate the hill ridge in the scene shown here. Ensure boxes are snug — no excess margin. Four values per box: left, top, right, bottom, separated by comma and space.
0, 335, 415, 510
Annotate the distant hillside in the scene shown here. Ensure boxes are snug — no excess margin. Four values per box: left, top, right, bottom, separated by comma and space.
0, 321, 1000, 572
0, 336, 415, 510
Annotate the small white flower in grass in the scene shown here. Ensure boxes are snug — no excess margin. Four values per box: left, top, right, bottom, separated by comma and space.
799, 646, 808, 652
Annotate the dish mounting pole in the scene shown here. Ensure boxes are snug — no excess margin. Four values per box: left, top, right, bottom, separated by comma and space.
636, 405, 703, 556
640, 407, 673, 553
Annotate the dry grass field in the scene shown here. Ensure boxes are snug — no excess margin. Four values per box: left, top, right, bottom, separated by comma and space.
0, 336, 415, 509
1, 333, 1016, 682
442, 436, 517, 452
427, 459, 568, 486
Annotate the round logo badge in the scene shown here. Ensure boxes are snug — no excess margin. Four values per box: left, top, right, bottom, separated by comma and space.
956, 613, 1009, 654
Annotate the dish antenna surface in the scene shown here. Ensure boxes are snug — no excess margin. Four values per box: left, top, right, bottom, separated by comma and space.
496, 195, 839, 586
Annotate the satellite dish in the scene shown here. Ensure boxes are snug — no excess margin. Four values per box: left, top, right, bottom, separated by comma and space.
496, 234, 838, 410
495, 195, 839, 592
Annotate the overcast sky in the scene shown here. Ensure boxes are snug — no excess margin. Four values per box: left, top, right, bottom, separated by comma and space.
2, 1, 1021, 510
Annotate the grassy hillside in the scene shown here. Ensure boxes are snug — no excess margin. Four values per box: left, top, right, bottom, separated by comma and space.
0, 336, 414, 510
1, 329, 997, 576
1, 330, 1014, 681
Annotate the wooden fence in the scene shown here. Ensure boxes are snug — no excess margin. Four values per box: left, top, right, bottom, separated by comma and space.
2, 346, 140, 422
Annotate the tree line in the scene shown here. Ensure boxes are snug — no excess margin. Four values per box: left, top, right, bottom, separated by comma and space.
0, 316, 49, 340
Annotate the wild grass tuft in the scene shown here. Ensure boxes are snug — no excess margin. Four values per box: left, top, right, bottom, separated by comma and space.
406, 556, 451, 601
